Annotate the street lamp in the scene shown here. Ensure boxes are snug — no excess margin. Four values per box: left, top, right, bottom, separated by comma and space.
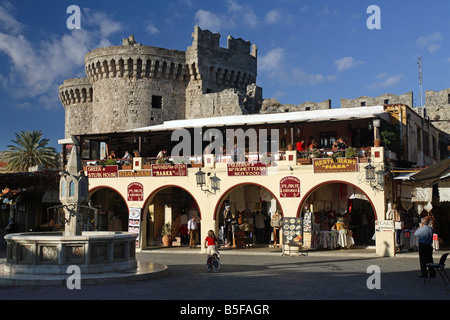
210, 173, 221, 193
364, 159, 376, 182
195, 168, 206, 187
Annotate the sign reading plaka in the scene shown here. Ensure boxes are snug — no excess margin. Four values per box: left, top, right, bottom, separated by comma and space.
375, 220, 394, 232
127, 182, 144, 201
280, 176, 301, 198
86, 165, 118, 178
313, 158, 358, 173
227, 162, 267, 176
151, 164, 187, 176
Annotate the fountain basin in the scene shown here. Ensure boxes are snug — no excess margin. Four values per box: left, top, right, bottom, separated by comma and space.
4, 231, 138, 275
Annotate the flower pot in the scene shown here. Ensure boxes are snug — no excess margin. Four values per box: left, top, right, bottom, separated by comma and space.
162, 235, 172, 247
374, 140, 381, 147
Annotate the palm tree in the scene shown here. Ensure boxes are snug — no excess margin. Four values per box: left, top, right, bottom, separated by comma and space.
5, 130, 58, 172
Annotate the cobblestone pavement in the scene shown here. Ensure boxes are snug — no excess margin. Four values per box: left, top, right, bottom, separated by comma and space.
0, 242, 449, 302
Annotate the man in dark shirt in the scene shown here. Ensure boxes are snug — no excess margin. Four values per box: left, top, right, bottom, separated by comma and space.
414, 217, 436, 278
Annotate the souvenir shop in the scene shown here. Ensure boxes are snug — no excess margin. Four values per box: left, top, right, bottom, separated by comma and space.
391, 181, 440, 252
300, 183, 375, 250
217, 185, 282, 248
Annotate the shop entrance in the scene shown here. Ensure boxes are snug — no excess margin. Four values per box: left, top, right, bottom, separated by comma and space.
299, 182, 376, 250
89, 187, 128, 231
142, 187, 200, 247
215, 184, 283, 248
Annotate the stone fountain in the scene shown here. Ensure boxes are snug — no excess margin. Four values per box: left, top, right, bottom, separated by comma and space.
0, 139, 167, 285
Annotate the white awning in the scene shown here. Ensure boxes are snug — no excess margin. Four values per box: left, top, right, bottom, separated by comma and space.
127, 105, 389, 132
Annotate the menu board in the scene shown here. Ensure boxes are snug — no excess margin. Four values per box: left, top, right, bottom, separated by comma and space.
281, 217, 303, 245
303, 211, 312, 232
128, 208, 141, 247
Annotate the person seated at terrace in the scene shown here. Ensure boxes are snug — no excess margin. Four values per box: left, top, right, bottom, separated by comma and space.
157, 149, 168, 158
333, 137, 347, 150
308, 139, 318, 150
109, 150, 117, 159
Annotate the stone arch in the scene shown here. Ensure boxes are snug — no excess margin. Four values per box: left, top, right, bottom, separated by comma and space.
142, 185, 202, 247
88, 186, 129, 231
297, 180, 378, 220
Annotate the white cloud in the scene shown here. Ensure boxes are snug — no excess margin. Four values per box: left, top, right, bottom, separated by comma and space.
0, 5, 123, 109
259, 47, 285, 73
369, 73, 403, 89
195, 0, 259, 32
194, 9, 224, 32
259, 47, 336, 86
145, 22, 160, 35
417, 31, 443, 53
0, 2, 24, 34
334, 56, 364, 72
265, 9, 282, 24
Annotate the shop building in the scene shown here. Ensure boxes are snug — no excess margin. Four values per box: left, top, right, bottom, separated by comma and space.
57, 27, 445, 257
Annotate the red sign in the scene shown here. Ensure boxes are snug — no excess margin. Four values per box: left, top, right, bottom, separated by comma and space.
227, 162, 267, 176
86, 165, 118, 178
280, 176, 301, 198
127, 182, 144, 201
151, 164, 187, 176
313, 158, 358, 173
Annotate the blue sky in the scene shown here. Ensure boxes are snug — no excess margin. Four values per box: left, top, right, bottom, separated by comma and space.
0, 0, 449, 151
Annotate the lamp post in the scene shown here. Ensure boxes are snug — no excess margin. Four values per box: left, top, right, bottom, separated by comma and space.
195, 168, 206, 188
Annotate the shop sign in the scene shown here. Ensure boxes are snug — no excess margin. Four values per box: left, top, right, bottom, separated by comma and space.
227, 162, 267, 176
128, 208, 141, 247
375, 220, 394, 232
280, 176, 301, 198
151, 164, 187, 176
313, 158, 358, 173
127, 182, 144, 201
86, 165, 118, 178
119, 170, 152, 178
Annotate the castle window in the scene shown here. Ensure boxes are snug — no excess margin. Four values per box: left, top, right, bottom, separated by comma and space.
152, 95, 162, 109
384, 99, 389, 105
447, 94, 450, 104
361, 102, 366, 106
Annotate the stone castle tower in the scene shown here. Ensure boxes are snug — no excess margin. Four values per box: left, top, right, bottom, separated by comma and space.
59, 26, 261, 138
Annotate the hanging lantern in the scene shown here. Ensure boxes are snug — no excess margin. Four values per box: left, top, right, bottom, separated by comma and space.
195, 168, 206, 187
210, 173, 220, 192
364, 159, 376, 182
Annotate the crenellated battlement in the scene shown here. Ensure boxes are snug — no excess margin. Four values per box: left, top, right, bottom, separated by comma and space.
84, 40, 188, 83
60, 27, 261, 137
59, 78, 93, 107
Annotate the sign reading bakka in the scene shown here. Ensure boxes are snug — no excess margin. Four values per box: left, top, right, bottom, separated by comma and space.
227, 162, 267, 176
313, 158, 358, 173
151, 164, 187, 176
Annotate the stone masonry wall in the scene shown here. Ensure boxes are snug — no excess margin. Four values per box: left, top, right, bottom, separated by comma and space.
425, 89, 450, 140
340, 92, 413, 109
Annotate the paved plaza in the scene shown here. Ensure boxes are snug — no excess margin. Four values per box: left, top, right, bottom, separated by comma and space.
0, 237, 449, 302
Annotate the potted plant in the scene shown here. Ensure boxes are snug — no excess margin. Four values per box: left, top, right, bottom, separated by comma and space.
310, 148, 321, 158
133, 150, 140, 157
161, 222, 172, 247
345, 147, 359, 159
374, 140, 381, 147
330, 151, 343, 163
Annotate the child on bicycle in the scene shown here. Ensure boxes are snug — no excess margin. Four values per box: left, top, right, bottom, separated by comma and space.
204, 229, 220, 262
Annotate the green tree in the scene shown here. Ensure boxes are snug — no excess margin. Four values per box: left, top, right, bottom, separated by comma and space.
5, 130, 58, 172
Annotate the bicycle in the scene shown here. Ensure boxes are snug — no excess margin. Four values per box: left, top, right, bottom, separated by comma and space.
207, 252, 220, 273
